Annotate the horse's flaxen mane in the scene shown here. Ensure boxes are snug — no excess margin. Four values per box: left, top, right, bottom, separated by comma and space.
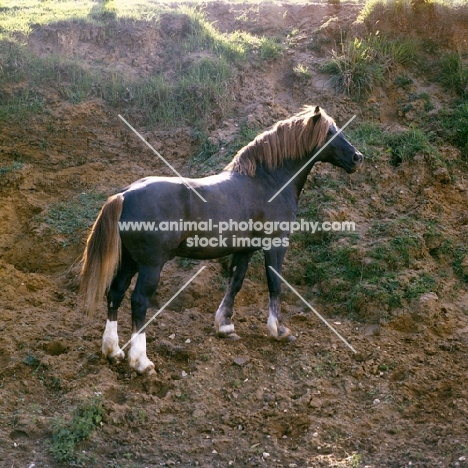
224, 106, 335, 177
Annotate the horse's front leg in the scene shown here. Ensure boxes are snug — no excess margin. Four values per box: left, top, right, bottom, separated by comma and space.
215, 251, 254, 340
264, 246, 296, 342
128, 264, 162, 374
103, 250, 137, 362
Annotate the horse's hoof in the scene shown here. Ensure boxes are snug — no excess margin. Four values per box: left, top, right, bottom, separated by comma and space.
107, 349, 125, 363
136, 362, 155, 375
226, 333, 241, 341
218, 331, 241, 341
129, 357, 155, 375
276, 327, 294, 342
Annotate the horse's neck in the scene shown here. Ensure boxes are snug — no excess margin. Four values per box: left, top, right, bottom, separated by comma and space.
263, 156, 317, 201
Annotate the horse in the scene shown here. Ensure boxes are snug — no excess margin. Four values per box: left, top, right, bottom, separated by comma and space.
80, 106, 363, 374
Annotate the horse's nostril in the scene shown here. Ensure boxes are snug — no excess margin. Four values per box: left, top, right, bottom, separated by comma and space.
353, 152, 363, 164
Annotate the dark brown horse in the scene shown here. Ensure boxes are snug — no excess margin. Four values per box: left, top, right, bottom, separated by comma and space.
80, 106, 363, 374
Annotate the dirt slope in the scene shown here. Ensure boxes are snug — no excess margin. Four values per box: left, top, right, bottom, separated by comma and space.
0, 2, 467, 467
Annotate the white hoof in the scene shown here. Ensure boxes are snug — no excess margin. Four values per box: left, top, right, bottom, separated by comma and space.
217, 323, 235, 336
108, 349, 125, 362
128, 333, 155, 374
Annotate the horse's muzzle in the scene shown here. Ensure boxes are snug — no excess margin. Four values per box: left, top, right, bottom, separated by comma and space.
347, 152, 364, 173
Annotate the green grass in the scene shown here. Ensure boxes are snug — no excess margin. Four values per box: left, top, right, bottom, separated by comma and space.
346, 123, 385, 162
0, 5, 284, 128
384, 126, 438, 166
437, 240, 468, 283
321, 38, 384, 98
37, 192, 107, 247
287, 215, 445, 319
437, 53, 468, 97
321, 35, 417, 98
439, 101, 468, 154
48, 396, 103, 464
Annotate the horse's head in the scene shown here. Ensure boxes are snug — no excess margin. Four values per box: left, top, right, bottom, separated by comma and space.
313, 110, 364, 173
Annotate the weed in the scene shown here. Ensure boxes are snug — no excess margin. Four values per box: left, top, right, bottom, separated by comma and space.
448, 243, 468, 283
349, 452, 363, 468
394, 74, 413, 88
293, 63, 312, 81
48, 396, 103, 463
0, 88, 44, 121
258, 36, 284, 61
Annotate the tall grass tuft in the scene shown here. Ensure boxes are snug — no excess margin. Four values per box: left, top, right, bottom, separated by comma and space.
438, 53, 468, 97
321, 35, 417, 98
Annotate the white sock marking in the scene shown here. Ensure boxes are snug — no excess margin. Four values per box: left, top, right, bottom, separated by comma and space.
267, 313, 279, 337
128, 333, 154, 373
102, 320, 124, 359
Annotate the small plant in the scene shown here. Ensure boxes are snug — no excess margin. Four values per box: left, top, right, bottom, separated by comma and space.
349, 452, 363, 468
48, 396, 103, 463
293, 63, 312, 81
258, 36, 284, 61
404, 273, 437, 299
394, 74, 413, 88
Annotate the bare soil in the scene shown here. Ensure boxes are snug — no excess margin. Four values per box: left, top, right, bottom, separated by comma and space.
1, 2, 467, 467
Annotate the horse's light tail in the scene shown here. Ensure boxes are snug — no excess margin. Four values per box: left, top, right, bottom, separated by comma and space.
80, 193, 124, 313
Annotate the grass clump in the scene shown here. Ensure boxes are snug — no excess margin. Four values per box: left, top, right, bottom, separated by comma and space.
180, 7, 283, 63
384, 126, 438, 166
437, 53, 468, 97
321, 37, 384, 98
439, 102, 468, 154
38, 192, 107, 246
48, 396, 103, 464
321, 35, 416, 98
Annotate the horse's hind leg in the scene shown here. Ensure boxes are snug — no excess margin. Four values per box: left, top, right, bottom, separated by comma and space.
103, 247, 137, 362
264, 247, 296, 342
215, 251, 254, 340
128, 264, 162, 374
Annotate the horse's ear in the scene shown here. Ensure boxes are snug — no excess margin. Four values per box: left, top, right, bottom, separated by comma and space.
313, 106, 321, 122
